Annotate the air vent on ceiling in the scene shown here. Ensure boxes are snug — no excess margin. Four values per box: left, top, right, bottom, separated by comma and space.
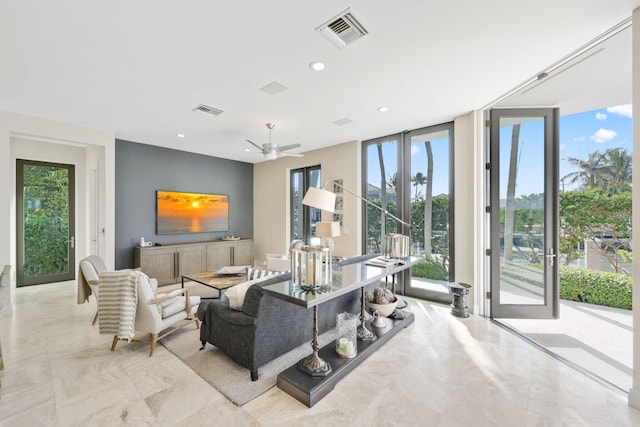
192, 103, 224, 117
316, 8, 369, 49
333, 117, 354, 126
259, 81, 288, 96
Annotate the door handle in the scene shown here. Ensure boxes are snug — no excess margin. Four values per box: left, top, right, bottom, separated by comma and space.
545, 248, 556, 266
68, 236, 75, 248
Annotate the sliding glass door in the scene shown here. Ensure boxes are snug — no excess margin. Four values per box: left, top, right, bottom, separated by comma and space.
406, 124, 454, 300
362, 122, 453, 301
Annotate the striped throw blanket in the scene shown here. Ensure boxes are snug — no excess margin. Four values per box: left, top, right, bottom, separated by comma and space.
98, 270, 140, 340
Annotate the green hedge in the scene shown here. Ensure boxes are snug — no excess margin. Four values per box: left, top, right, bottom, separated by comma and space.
412, 259, 448, 281
559, 265, 632, 310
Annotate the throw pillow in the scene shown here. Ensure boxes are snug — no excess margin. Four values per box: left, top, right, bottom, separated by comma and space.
246, 267, 282, 280
224, 273, 284, 311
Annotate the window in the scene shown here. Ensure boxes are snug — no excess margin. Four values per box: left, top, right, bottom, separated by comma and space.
290, 165, 322, 243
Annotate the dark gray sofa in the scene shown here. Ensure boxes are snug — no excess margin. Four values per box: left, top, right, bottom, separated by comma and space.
197, 272, 362, 381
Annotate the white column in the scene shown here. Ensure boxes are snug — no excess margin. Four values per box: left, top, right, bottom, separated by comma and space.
629, 7, 640, 410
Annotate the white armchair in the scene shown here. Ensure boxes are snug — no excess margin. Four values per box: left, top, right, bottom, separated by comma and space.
109, 272, 201, 356
78, 256, 159, 325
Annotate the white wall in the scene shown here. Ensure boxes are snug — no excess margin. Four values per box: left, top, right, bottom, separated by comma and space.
253, 141, 360, 264
0, 111, 114, 292
454, 112, 480, 313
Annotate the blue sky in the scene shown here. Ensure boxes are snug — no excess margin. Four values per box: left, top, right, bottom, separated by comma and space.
504, 104, 633, 196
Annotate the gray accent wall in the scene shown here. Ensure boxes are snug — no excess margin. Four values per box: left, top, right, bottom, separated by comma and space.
115, 139, 253, 269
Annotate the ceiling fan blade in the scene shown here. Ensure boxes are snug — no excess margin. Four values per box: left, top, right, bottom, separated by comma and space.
277, 143, 301, 152
246, 139, 267, 153
280, 152, 304, 158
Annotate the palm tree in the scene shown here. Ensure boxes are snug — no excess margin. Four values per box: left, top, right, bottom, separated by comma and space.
602, 147, 632, 191
562, 151, 608, 190
424, 142, 434, 260
387, 172, 398, 191
504, 124, 520, 262
377, 143, 387, 241
411, 172, 426, 202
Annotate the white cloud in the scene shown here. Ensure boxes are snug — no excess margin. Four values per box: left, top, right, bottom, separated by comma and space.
559, 143, 566, 151
595, 112, 607, 120
590, 128, 618, 143
411, 145, 421, 155
606, 104, 632, 118
573, 136, 586, 142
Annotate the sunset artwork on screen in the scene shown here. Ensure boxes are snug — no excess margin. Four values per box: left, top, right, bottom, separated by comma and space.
156, 191, 229, 234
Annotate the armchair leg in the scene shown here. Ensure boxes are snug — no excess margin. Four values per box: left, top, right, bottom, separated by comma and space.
195, 318, 200, 329
251, 369, 258, 381
91, 310, 99, 326
111, 335, 119, 351
149, 333, 158, 356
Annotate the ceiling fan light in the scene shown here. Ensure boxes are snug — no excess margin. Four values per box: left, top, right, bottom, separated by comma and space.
265, 151, 278, 160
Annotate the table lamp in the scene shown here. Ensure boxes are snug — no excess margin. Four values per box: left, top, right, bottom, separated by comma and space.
315, 221, 340, 251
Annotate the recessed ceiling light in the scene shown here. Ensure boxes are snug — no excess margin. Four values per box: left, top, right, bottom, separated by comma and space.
176, 133, 186, 138
309, 61, 326, 71
377, 106, 390, 113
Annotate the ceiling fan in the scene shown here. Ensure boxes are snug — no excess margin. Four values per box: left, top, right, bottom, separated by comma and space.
246, 123, 303, 160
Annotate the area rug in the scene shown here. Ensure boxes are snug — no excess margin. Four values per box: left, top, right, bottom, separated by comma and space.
160, 326, 336, 406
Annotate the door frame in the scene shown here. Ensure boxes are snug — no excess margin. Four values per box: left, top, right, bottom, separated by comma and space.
16, 159, 76, 286
489, 108, 559, 319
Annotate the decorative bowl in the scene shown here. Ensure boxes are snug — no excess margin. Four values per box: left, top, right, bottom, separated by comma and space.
366, 298, 398, 318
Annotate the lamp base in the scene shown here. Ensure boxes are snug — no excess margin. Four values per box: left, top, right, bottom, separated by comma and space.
357, 324, 377, 341
299, 353, 332, 377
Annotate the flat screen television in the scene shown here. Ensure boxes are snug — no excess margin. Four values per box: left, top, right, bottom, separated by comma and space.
156, 190, 229, 235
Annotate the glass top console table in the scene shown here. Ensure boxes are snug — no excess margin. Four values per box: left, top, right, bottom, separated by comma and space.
262, 256, 421, 406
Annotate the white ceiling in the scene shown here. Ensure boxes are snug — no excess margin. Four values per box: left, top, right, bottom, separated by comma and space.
1, 1, 638, 163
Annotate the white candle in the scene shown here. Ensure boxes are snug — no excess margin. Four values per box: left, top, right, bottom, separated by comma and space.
306, 257, 315, 285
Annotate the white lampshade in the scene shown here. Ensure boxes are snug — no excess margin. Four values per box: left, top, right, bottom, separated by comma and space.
301, 187, 336, 213
316, 221, 341, 237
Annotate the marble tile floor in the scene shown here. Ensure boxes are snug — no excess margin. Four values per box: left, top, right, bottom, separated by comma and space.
1, 280, 639, 426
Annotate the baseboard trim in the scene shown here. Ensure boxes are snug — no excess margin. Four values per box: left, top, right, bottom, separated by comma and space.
628, 387, 640, 409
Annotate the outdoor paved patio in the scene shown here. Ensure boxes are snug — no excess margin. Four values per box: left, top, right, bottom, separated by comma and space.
499, 299, 632, 391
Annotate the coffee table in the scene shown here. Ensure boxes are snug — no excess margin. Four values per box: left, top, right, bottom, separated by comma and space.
181, 271, 246, 299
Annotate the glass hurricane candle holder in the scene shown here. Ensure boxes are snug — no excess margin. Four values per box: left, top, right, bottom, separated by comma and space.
290, 245, 332, 290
